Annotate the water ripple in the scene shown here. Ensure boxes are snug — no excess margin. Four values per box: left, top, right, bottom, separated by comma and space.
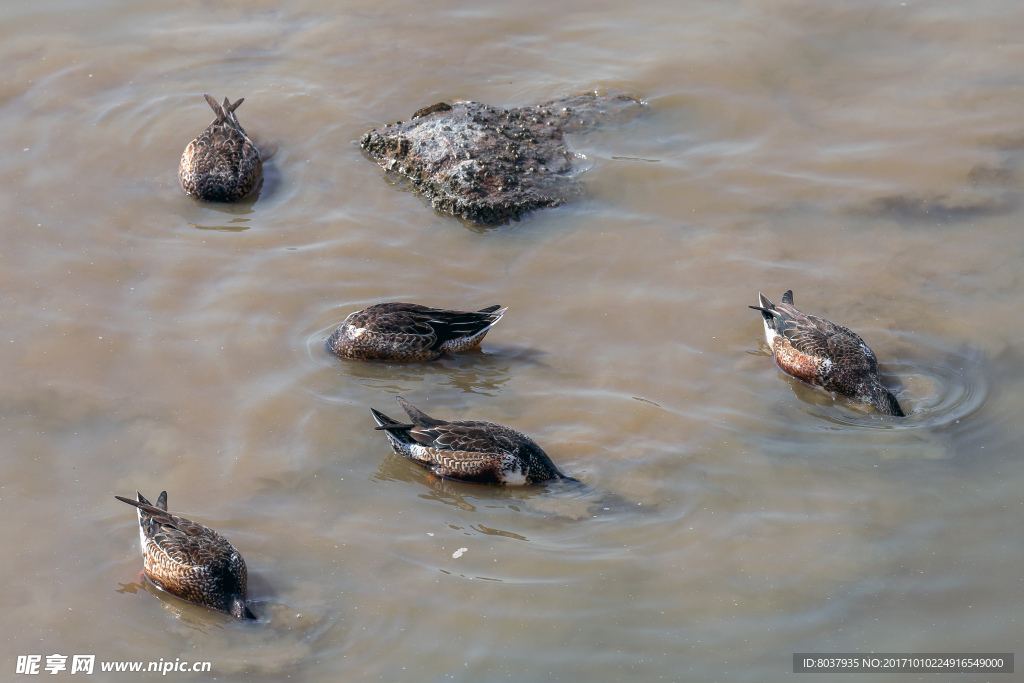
791, 329, 990, 432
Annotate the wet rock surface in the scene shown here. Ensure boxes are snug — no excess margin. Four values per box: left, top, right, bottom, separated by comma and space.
360, 92, 645, 223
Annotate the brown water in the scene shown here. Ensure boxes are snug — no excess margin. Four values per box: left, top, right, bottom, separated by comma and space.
2, 0, 1023, 680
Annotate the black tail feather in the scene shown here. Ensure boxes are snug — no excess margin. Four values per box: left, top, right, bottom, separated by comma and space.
370, 407, 403, 428
426, 307, 504, 339
370, 406, 418, 445
396, 396, 447, 427
751, 293, 783, 332
203, 94, 244, 126
203, 93, 227, 122
115, 495, 170, 518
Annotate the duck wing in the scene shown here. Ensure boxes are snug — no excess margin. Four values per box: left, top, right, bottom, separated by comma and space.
775, 301, 876, 372
116, 495, 226, 567
408, 420, 515, 455
357, 304, 501, 349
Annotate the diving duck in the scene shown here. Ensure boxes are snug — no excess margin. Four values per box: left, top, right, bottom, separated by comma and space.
370, 396, 575, 484
179, 94, 262, 202
114, 491, 256, 620
328, 303, 505, 361
750, 290, 904, 416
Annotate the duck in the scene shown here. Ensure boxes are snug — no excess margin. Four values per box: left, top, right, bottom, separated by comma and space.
750, 290, 904, 416
370, 396, 575, 484
328, 303, 505, 361
179, 94, 262, 202
114, 491, 256, 620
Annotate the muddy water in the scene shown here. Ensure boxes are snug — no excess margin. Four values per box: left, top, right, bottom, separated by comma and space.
2, 0, 1023, 680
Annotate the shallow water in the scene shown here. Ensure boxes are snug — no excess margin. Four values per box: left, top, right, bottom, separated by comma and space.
2, 0, 1023, 680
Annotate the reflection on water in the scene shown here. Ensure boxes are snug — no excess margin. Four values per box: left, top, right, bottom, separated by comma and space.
374, 451, 550, 513
865, 192, 1013, 223
374, 451, 646, 520
470, 524, 529, 542
186, 195, 259, 215
126, 578, 235, 634
338, 353, 515, 396
190, 218, 253, 232
304, 319, 544, 398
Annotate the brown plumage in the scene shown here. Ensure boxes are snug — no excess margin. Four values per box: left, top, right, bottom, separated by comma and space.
327, 303, 505, 361
114, 491, 256, 620
750, 290, 904, 416
179, 94, 262, 202
370, 396, 574, 484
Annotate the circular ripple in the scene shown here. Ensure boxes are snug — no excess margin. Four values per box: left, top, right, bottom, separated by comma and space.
298, 309, 520, 403
793, 329, 990, 431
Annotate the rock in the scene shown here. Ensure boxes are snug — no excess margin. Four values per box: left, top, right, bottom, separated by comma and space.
360, 92, 645, 224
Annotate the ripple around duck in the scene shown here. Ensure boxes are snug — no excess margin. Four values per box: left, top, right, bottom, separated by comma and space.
85, 86, 295, 216
370, 453, 648, 521
789, 328, 990, 432
300, 313, 532, 400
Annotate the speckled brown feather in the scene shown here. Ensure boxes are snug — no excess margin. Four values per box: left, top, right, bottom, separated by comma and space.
750, 290, 904, 416
115, 491, 256, 619
328, 303, 505, 361
370, 396, 573, 484
179, 94, 262, 202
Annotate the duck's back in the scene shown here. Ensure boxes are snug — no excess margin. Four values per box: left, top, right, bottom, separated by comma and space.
179, 95, 262, 202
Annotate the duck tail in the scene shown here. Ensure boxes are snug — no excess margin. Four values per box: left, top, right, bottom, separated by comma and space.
750, 292, 785, 343
477, 304, 503, 316
430, 306, 506, 353
203, 94, 245, 129
481, 305, 506, 327
222, 97, 246, 132
115, 494, 170, 518
396, 396, 447, 427
203, 94, 229, 123
749, 293, 782, 324
371, 407, 406, 428
370, 407, 417, 445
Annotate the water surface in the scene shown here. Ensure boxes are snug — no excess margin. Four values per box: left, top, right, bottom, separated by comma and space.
2, 0, 1023, 680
